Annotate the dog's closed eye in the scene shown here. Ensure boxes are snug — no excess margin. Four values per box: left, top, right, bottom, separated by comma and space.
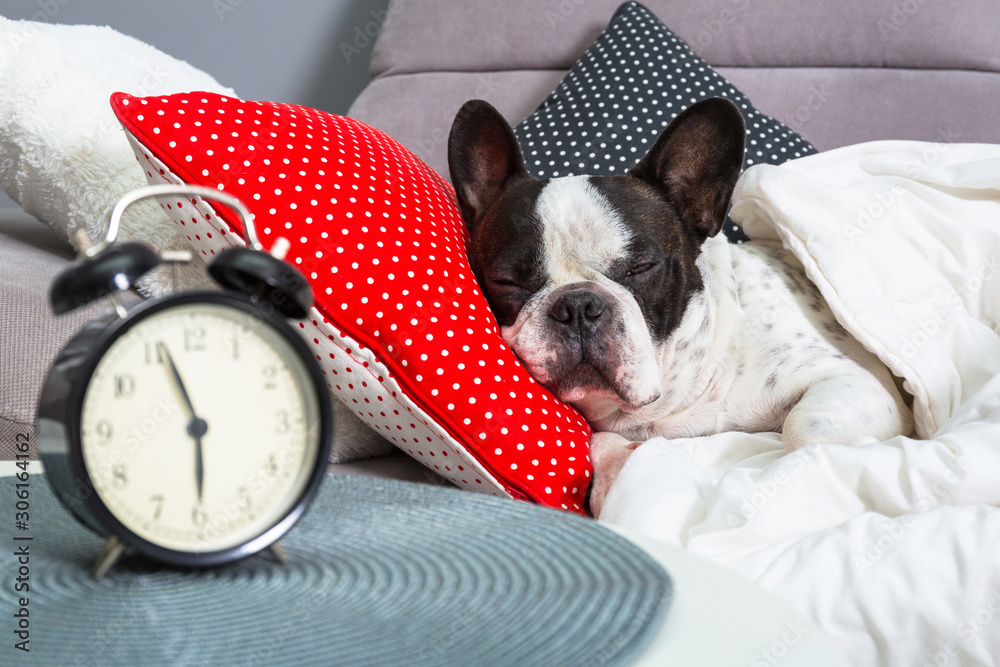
626, 262, 659, 277
489, 277, 530, 291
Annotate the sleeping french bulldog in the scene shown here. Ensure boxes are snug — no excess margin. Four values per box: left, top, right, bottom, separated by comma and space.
447, 97, 912, 514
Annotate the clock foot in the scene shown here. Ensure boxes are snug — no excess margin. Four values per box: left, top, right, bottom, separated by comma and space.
268, 540, 288, 564
92, 535, 126, 579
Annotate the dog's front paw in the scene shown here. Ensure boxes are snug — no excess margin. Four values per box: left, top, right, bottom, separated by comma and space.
781, 374, 912, 452
781, 409, 880, 452
588, 432, 642, 517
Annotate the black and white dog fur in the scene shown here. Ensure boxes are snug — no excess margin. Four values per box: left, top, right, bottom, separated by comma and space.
447, 98, 912, 513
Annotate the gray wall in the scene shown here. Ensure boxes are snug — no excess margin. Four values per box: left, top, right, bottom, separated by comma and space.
0, 0, 390, 206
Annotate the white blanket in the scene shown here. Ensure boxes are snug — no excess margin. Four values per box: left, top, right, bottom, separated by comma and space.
598, 141, 1000, 666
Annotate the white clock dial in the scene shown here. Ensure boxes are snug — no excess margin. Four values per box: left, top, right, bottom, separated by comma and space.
79, 302, 322, 553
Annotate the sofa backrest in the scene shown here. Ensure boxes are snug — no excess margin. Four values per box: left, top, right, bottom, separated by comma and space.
348, 0, 1000, 180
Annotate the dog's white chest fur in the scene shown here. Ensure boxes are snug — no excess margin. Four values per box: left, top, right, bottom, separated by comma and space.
590, 235, 912, 451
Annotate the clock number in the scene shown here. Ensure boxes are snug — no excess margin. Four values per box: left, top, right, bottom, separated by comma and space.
94, 420, 113, 445
262, 365, 277, 390
275, 410, 290, 434
236, 486, 252, 510
191, 505, 209, 528
111, 464, 127, 488
227, 335, 240, 360
149, 494, 165, 520
232, 325, 251, 360
184, 326, 206, 352
267, 454, 279, 476
114, 374, 135, 398
144, 341, 164, 365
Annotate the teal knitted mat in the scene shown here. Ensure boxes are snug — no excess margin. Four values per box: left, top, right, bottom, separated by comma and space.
1, 474, 671, 665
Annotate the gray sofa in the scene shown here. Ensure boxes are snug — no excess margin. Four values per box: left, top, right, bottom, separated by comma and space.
4, 0, 999, 477
350, 0, 1000, 179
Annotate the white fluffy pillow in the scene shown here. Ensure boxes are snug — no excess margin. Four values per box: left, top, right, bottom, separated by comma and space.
0, 17, 233, 296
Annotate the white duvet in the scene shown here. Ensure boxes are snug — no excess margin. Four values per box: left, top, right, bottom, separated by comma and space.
597, 141, 1000, 666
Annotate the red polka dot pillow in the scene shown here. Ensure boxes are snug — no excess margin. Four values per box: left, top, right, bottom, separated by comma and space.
110, 91, 593, 514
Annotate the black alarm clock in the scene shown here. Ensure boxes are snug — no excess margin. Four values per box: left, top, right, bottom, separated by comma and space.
36, 185, 333, 577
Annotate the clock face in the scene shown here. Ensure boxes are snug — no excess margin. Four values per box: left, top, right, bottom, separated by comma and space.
78, 300, 323, 553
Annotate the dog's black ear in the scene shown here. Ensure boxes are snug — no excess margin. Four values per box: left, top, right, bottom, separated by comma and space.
448, 99, 528, 231
629, 97, 745, 240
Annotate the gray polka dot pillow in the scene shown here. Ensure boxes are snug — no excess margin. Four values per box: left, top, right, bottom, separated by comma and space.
513, 1, 817, 243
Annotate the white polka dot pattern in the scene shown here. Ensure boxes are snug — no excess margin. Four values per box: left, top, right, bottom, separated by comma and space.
111, 91, 593, 514
512, 0, 818, 243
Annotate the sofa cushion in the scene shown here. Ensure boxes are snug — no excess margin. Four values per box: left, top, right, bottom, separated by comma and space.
349, 0, 1000, 180
372, 0, 999, 79
111, 91, 594, 514
511, 2, 818, 243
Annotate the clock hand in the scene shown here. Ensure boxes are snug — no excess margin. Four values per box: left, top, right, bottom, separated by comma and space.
157, 341, 207, 502
157, 341, 197, 420
188, 418, 207, 503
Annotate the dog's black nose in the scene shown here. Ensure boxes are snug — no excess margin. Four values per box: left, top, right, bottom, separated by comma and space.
549, 290, 607, 333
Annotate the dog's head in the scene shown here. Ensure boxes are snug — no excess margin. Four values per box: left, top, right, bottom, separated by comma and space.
447, 98, 745, 421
